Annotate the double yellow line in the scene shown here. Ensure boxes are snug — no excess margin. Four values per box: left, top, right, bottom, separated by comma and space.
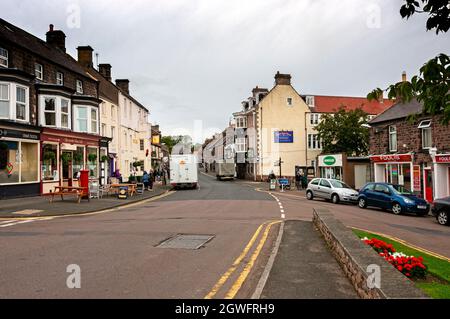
205, 220, 281, 299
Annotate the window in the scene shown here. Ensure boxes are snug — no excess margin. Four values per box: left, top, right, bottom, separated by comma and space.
111, 126, 115, 139
236, 137, 246, 153
140, 139, 144, 151
0, 47, 8, 68
0, 83, 9, 118
236, 117, 247, 128
60, 99, 69, 128
287, 97, 293, 106
319, 179, 331, 188
308, 134, 321, 149
310, 113, 320, 125
306, 96, 315, 107
389, 125, 397, 152
76, 80, 83, 94
419, 120, 432, 149
76, 106, 88, 132
44, 97, 56, 126
42, 144, 58, 181
310, 178, 320, 185
123, 98, 127, 117
363, 183, 375, 191
91, 108, 98, 134
374, 184, 390, 194
56, 72, 64, 86
15, 86, 26, 120
102, 124, 106, 136
111, 105, 115, 119
87, 147, 98, 177
35, 63, 43, 80
0, 141, 39, 184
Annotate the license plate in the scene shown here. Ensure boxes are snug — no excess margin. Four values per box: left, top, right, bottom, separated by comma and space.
417, 205, 427, 209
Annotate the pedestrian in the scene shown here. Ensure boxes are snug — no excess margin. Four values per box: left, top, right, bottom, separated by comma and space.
148, 170, 154, 191
142, 171, 150, 191
268, 170, 276, 182
295, 171, 302, 190
301, 174, 308, 190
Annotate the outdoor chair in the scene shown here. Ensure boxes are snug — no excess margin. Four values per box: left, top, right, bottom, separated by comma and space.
89, 182, 100, 199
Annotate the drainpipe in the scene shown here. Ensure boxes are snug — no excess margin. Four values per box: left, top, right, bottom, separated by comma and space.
253, 110, 257, 181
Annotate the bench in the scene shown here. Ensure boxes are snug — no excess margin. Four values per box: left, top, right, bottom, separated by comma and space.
42, 187, 89, 204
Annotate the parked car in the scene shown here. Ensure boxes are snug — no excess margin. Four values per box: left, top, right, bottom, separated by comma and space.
306, 178, 359, 204
431, 196, 450, 225
357, 182, 430, 216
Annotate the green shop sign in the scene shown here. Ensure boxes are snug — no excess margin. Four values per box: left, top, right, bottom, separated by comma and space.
323, 156, 336, 166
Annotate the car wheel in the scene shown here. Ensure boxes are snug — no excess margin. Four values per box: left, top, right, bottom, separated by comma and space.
358, 198, 367, 208
392, 202, 402, 215
437, 211, 449, 225
332, 194, 340, 204
306, 191, 314, 200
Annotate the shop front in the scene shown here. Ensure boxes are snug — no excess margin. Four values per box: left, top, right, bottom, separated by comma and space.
40, 128, 100, 194
370, 153, 416, 193
99, 137, 111, 186
433, 154, 450, 199
0, 122, 40, 198
318, 154, 344, 180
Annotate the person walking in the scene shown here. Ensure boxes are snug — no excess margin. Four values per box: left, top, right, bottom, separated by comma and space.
295, 171, 302, 190
148, 170, 154, 191
301, 173, 308, 190
142, 171, 150, 191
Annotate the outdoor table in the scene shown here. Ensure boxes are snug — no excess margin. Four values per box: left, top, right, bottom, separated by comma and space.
44, 186, 89, 203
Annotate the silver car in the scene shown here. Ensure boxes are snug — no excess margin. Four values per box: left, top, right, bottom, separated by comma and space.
306, 178, 359, 204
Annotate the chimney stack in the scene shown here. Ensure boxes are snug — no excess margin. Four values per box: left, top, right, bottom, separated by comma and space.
402, 71, 407, 82
46, 24, 66, 52
116, 79, 130, 94
99, 64, 112, 81
77, 46, 94, 68
274, 71, 291, 85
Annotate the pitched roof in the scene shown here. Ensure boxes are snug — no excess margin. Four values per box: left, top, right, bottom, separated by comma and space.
369, 99, 423, 124
307, 95, 395, 115
0, 18, 91, 79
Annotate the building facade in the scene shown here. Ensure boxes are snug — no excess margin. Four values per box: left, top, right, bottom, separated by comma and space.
369, 99, 450, 202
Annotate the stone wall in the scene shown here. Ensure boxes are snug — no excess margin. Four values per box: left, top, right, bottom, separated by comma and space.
312, 208, 428, 299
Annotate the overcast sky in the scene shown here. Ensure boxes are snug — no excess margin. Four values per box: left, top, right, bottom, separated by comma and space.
3, 0, 449, 142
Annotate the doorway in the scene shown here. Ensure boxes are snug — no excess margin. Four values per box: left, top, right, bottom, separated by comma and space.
61, 151, 73, 187
424, 168, 433, 203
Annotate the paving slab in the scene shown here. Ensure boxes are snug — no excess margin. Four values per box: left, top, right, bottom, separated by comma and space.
260, 220, 358, 299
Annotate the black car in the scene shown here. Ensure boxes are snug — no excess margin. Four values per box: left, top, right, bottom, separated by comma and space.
431, 196, 450, 225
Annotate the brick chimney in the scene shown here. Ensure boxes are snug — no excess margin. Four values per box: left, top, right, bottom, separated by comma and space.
77, 46, 94, 68
46, 24, 66, 52
116, 79, 129, 94
274, 71, 291, 85
402, 71, 407, 82
99, 64, 112, 81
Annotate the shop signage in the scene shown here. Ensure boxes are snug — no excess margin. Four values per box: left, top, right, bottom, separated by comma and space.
0, 128, 39, 140
370, 154, 412, 163
41, 135, 98, 146
152, 135, 160, 144
318, 154, 342, 167
435, 155, 450, 163
118, 186, 128, 199
274, 131, 294, 143
413, 165, 421, 192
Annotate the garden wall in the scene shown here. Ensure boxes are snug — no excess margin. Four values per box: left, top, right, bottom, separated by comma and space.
312, 208, 428, 299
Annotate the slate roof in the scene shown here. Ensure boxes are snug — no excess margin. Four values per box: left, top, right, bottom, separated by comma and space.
369, 99, 423, 124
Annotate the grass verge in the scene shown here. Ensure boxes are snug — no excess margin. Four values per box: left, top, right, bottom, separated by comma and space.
352, 228, 450, 299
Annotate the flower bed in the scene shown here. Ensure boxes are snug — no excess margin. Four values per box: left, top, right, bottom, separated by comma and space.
362, 237, 427, 279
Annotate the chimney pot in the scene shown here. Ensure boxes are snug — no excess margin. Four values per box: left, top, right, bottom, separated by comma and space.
49, 24, 54, 31
99, 63, 112, 81
402, 71, 407, 82
274, 71, 291, 85
116, 79, 130, 94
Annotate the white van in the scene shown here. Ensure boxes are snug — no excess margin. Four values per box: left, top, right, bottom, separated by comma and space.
169, 154, 198, 189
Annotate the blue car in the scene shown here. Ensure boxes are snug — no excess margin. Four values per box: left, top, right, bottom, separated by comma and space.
357, 182, 430, 216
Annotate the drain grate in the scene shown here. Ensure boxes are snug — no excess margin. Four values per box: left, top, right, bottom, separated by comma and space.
156, 234, 214, 250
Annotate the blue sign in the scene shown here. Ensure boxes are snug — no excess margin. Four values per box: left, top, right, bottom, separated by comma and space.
274, 131, 293, 143
278, 178, 290, 186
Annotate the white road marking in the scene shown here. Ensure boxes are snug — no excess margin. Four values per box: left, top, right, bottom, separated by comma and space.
269, 193, 286, 219
0, 217, 54, 228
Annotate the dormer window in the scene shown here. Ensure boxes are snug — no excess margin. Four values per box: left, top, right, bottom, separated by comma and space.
306, 96, 315, 107
35, 63, 43, 80
76, 80, 83, 94
0, 47, 8, 68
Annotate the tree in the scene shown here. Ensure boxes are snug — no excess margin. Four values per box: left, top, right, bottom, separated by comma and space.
316, 107, 370, 156
368, 0, 450, 123
161, 135, 182, 154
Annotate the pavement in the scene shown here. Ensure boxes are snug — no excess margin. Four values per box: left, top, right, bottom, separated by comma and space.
0, 184, 171, 218
260, 220, 357, 299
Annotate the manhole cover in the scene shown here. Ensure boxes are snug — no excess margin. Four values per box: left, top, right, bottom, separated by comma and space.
156, 234, 214, 250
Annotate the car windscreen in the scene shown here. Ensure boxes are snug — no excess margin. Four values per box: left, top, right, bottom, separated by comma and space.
330, 180, 350, 189
392, 185, 412, 195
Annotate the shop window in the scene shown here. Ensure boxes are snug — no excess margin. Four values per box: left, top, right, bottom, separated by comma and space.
418, 120, 432, 149
72, 147, 84, 179
87, 147, 98, 178
389, 125, 397, 152
42, 144, 58, 181
0, 83, 9, 118
44, 97, 56, 126
21, 142, 38, 182
0, 141, 19, 184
